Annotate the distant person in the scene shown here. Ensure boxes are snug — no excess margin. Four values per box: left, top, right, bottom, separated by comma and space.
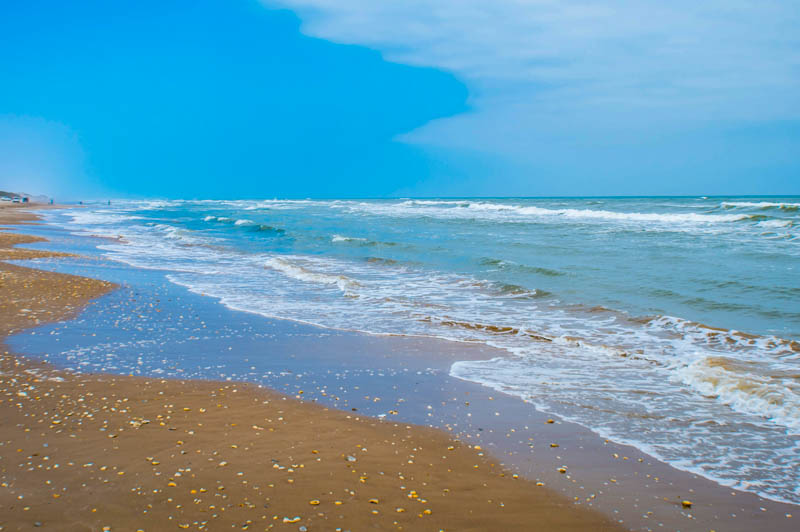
50, 199, 54, 205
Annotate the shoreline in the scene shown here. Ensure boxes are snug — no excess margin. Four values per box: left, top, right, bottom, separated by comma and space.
4, 204, 799, 531
1, 205, 625, 530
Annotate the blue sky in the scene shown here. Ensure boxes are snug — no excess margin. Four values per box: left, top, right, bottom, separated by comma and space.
1, 0, 798, 198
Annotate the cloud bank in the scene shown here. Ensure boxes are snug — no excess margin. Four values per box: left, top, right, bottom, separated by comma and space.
271, 0, 800, 193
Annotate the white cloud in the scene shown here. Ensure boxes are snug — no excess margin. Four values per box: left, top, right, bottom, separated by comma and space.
267, 0, 800, 191
273, 1, 798, 112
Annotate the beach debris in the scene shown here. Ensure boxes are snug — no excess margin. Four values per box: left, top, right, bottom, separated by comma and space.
681, 500, 692, 509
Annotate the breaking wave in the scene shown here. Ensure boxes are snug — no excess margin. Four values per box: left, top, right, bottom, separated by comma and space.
369, 200, 759, 225
722, 201, 800, 211
204, 216, 285, 235
264, 257, 360, 295
50, 196, 800, 504
479, 257, 566, 277
675, 356, 800, 431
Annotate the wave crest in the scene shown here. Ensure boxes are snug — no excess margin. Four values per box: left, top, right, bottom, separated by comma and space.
264, 257, 360, 295
675, 356, 800, 431
204, 216, 285, 234
722, 201, 800, 211
331, 234, 368, 243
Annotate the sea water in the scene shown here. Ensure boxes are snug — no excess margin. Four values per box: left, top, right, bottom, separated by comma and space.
45, 197, 799, 504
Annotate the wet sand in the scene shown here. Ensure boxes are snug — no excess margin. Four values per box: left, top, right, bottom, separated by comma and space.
1, 205, 624, 530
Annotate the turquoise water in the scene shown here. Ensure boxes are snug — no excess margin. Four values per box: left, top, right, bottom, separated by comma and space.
49, 196, 799, 503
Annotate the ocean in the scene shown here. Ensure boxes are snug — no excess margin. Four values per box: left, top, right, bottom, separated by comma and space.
43, 196, 799, 504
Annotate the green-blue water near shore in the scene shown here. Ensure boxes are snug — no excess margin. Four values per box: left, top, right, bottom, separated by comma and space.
50, 196, 799, 503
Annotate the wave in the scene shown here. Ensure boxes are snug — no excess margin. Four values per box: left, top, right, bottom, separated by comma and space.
356, 200, 756, 225
67, 211, 144, 226
241, 199, 338, 211
250, 225, 284, 235
740, 214, 770, 222
203, 215, 234, 224
330, 234, 397, 247
146, 223, 209, 245
674, 356, 800, 431
436, 310, 800, 432
264, 257, 360, 295
401, 199, 471, 207
419, 316, 553, 342
52, 200, 800, 506
331, 234, 368, 243
757, 219, 794, 229
204, 216, 285, 235
449, 354, 800, 505
494, 283, 552, 298
479, 257, 566, 277
722, 201, 800, 211
468, 204, 753, 224
647, 315, 800, 355
365, 256, 399, 266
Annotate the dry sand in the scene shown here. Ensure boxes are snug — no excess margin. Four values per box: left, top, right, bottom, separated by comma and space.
0, 203, 624, 531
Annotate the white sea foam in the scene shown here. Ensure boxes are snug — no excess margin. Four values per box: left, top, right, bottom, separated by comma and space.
674, 356, 800, 431
722, 201, 800, 210
756, 219, 793, 228
647, 315, 799, 357
348, 200, 754, 225
242, 199, 336, 210
47, 200, 800, 505
264, 257, 361, 295
331, 234, 368, 243
67, 211, 143, 226
473, 203, 750, 223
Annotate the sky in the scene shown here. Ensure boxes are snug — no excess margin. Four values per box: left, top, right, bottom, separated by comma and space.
1, 0, 798, 198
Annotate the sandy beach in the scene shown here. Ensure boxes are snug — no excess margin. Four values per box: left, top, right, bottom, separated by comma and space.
4, 0, 798, 528
1, 205, 626, 530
